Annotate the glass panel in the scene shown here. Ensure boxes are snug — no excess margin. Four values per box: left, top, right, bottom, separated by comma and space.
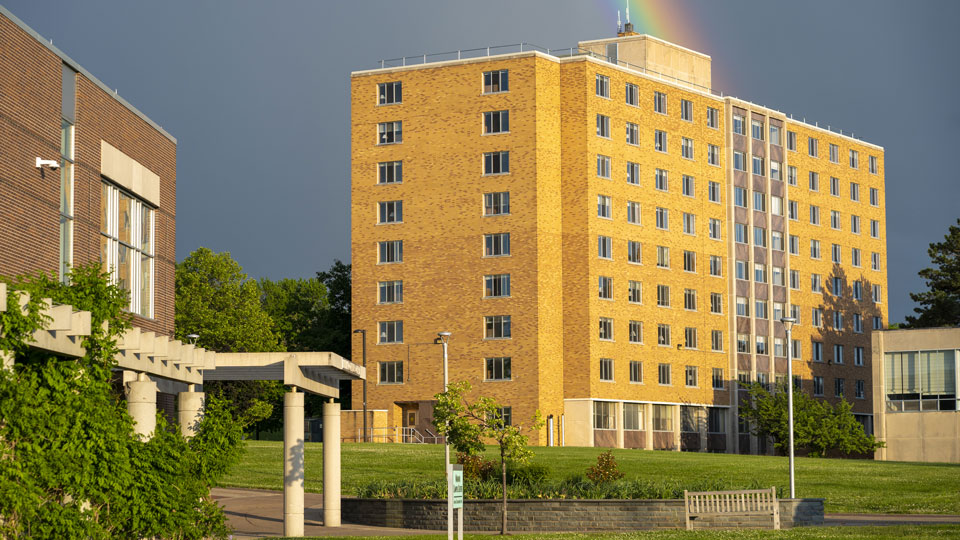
117, 244, 131, 294
140, 255, 152, 317
60, 120, 73, 159
59, 216, 71, 278
100, 235, 110, 269
141, 208, 153, 254
101, 183, 110, 234
60, 162, 73, 215
118, 192, 132, 244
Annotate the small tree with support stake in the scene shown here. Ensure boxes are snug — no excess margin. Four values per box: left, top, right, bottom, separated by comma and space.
432, 381, 543, 535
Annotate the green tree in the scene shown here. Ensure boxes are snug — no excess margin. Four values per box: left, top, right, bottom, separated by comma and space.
905, 219, 960, 328
260, 277, 328, 352
316, 260, 351, 358
739, 383, 882, 457
0, 264, 244, 538
432, 381, 543, 535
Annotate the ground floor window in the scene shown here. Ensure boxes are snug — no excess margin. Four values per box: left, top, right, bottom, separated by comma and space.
593, 401, 616, 430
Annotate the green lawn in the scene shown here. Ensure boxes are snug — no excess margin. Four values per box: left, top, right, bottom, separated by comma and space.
222, 441, 960, 514
286, 526, 960, 540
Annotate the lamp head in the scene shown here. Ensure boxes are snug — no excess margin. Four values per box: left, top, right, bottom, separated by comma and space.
437, 331, 451, 344
780, 317, 797, 332
353, 328, 365, 334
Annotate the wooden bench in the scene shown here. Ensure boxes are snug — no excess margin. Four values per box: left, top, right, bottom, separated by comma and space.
683, 487, 780, 530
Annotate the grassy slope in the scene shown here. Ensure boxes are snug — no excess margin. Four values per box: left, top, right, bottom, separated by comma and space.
222, 442, 960, 514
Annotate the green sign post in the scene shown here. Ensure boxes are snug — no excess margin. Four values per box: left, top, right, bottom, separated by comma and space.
448, 464, 463, 540
452, 467, 463, 509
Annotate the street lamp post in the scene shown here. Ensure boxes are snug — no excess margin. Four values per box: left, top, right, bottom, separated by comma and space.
353, 329, 368, 443
437, 332, 451, 475
780, 316, 797, 499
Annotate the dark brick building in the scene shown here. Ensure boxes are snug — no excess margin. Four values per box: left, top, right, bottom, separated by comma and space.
0, 6, 176, 336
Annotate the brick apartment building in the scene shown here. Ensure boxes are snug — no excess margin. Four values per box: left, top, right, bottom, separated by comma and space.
0, 6, 176, 338
350, 27, 887, 453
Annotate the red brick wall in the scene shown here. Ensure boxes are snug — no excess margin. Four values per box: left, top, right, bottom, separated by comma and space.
0, 13, 176, 336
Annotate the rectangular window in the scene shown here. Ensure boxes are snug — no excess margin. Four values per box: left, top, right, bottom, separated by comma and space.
378, 320, 403, 344
483, 151, 509, 175
774, 338, 785, 357
736, 296, 749, 317
712, 330, 723, 352
835, 377, 845, 398
599, 358, 614, 381
60, 114, 75, 283
770, 124, 781, 146
830, 176, 840, 197
625, 82, 638, 106
812, 308, 823, 328
811, 239, 821, 259
654, 130, 667, 152
753, 226, 767, 247
708, 144, 720, 166
831, 210, 841, 230
628, 240, 642, 264
378, 121, 402, 144
813, 376, 824, 396
754, 191, 766, 212
737, 333, 750, 353
657, 324, 671, 347
756, 335, 768, 355
657, 284, 671, 307
484, 192, 510, 216
684, 288, 697, 311
755, 300, 768, 320
483, 70, 508, 93
656, 207, 669, 230
808, 136, 818, 157
770, 161, 782, 181
709, 219, 721, 240
853, 280, 863, 300
772, 266, 785, 286
732, 114, 745, 135
855, 346, 864, 366
597, 114, 611, 137
734, 186, 747, 208
483, 110, 509, 134
851, 215, 861, 235
811, 273, 823, 293
596, 74, 610, 98
735, 223, 747, 244
733, 151, 745, 171
854, 313, 863, 333
653, 404, 673, 431
771, 231, 784, 251
624, 402, 643, 430
100, 181, 154, 316
598, 275, 612, 299
627, 161, 640, 185
873, 284, 882, 303
829, 143, 839, 164
852, 248, 862, 267
627, 201, 641, 225
704, 106, 719, 129
736, 260, 747, 280
708, 181, 720, 203
599, 317, 614, 341
625, 121, 638, 145
378, 81, 402, 104
485, 357, 511, 380
378, 161, 402, 184
379, 361, 403, 383
850, 149, 859, 169
597, 155, 611, 178
871, 220, 880, 239
629, 361, 643, 383
484, 315, 512, 339
789, 234, 799, 255
378, 240, 403, 263
628, 280, 642, 303
754, 263, 767, 283
870, 187, 880, 206
787, 130, 798, 151
787, 165, 798, 186
869, 155, 879, 174
790, 269, 800, 289
872, 252, 881, 271
683, 250, 696, 273
832, 276, 844, 297
683, 213, 696, 235
685, 365, 698, 386
658, 363, 671, 385
850, 182, 860, 202
752, 119, 764, 140
378, 280, 403, 304
809, 171, 819, 191
681, 99, 693, 121
378, 200, 403, 224
593, 401, 615, 430
484, 233, 510, 257
682, 137, 694, 159
832, 243, 842, 264
810, 205, 820, 226
654, 91, 667, 114
484, 274, 511, 298
597, 195, 612, 219
856, 380, 865, 399
598, 235, 612, 259
710, 293, 722, 314
629, 320, 643, 344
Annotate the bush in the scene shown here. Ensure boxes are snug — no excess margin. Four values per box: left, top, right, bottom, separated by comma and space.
586, 450, 625, 484
507, 462, 551, 485
457, 452, 496, 481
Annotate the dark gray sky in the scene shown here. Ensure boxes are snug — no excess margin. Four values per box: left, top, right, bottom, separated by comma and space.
6, 0, 959, 323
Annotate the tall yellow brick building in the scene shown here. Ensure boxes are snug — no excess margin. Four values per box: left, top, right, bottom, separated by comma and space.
349, 30, 887, 454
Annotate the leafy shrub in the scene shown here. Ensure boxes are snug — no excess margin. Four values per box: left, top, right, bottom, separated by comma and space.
507, 462, 551, 485
457, 451, 496, 481
586, 450, 625, 484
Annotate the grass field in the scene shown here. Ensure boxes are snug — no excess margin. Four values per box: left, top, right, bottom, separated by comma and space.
221, 441, 960, 514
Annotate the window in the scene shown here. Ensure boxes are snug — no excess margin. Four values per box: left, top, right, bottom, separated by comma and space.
624, 402, 643, 430
484, 151, 509, 175
485, 357, 511, 381
787, 130, 798, 151
850, 182, 860, 202
378, 240, 403, 263
627, 161, 640, 185
654, 91, 667, 114
60, 66, 76, 283
483, 110, 509, 134
770, 124, 781, 146
595, 73, 610, 97
655, 168, 668, 191
379, 280, 403, 304
736, 260, 747, 280
625, 82, 638, 106
773, 302, 785, 322
712, 330, 723, 351
772, 266, 785, 286
754, 263, 767, 283
629, 361, 643, 383
752, 156, 765, 176
732, 113, 745, 135
628, 280, 642, 303
812, 375, 824, 396
756, 335, 768, 355
835, 378, 845, 398
598, 235, 612, 259
682, 137, 694, 159
753, 226, 767, 247
593, 401, 615, 430
379, 361, 403, 383
598, 275, 612, 300
856, 380, 865, 399
709, 219, 721, 240
830, 210, 841, 230
708, 408, 725, 434
734, 186, 747, 208
788, 200, 799, 220
833, 311, 844, 331
811, 239, 821, 259
850, 149, 859, 169
484, 315, 511, 339
852, 248, 862, 267
871, 219, 880, 239
627, 201, 641, 225
681, 99, 693, 121
754, 191, 766, 212
708, 181, 720, 203
870, 187, 880, 207
378, 81, 402, 104
682, 175, 695, 197
378, 121, 402, 144
683, 213, 696, 235
683, 250, 696, 273
710, 293, 722, 314
810, 205, 820, 226
854, 313, 863, 333
657, 324, 671, 346
657, 284, 671, 307
735, 223, 747, 244
483, 69, 508, 93
771, 161, 782, 181
599, 358, 614, 381
787, 165, 798, 186
737, 333, 750, 353
832, 343, 845, 365
625, 121, 639, 145
708, 144, 720, 166
706, 107, 719, 128
873, 284, 882, 303
771, 231, 784, 251
378, 160, 402, 184
484, 233, 510, 257
755, 300, 768, 320
736, 296, 749, 317
832, 243, 842, 264
872, 252, 881, 271
791, 304, 801, 322
378, 200, 403, 224
484, 192, 510, 216
812, 308, 823, 328
790, 269, 800, 289
658, 363, 671, 385
809, 171, 819, 192
654, 130, 667, 152
832, 276, 844, 296
855, 347, 864, 366
100, 182, 154, 316
733, 151, 745, 171
811, 273, 823, 293
774, 338, 785, 357
597, 154, 611, 178
829, 143, 839, 163
808, 136, 818, 157
791, 339, 802, 360
685, 365, 698, 386
851, 215, 861, 235
853, 280, 863, 300
597, 195, 612, 219
596, 114, 610, 138
653, 404, 673, 431
751, 119, 765, 140
378, 320, 403, 344
485, 274, 511, 298
656, 207, 669, 230
684, 327, 698, 350
629, 320, 643, 343
684, 288, 697, 311
830, 176, 840, 197
628, 241, 642, 264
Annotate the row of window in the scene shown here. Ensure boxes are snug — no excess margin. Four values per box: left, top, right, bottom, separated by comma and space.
376, 316, 512, 344
596, 238, 724, 275
596, 321, 724, 351
377, 274, 512, 304
600, 279, 724, 311
378, 70, 510, 108
379, 356, 513, 384
595, 74, 721, 129
594, 402, 728, 434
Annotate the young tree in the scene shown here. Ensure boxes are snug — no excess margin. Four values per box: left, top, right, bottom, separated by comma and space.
739, 383, 882, 457
432, 381, 543, 535
905, 219, 960, 328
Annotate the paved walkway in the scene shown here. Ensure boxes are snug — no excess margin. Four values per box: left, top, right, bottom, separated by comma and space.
214, 487, 960, 538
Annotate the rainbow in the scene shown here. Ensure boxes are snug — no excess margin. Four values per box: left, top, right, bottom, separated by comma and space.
602, 0, 707, 56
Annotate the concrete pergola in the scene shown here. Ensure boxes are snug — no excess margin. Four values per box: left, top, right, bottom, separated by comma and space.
0, 283, 365, 537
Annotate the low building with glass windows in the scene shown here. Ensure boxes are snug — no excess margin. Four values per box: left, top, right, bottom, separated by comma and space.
872, 327, 960, 463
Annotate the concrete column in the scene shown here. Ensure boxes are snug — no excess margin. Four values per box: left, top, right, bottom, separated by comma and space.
323, 398, 341, 527
177, 384, 204, 438
672, 404, 681, 452
698, 407, 708, 452
616, 401, 624, 449
643, 403, 653, 450
126, 372, 157, 439
283, 389, 305, 537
